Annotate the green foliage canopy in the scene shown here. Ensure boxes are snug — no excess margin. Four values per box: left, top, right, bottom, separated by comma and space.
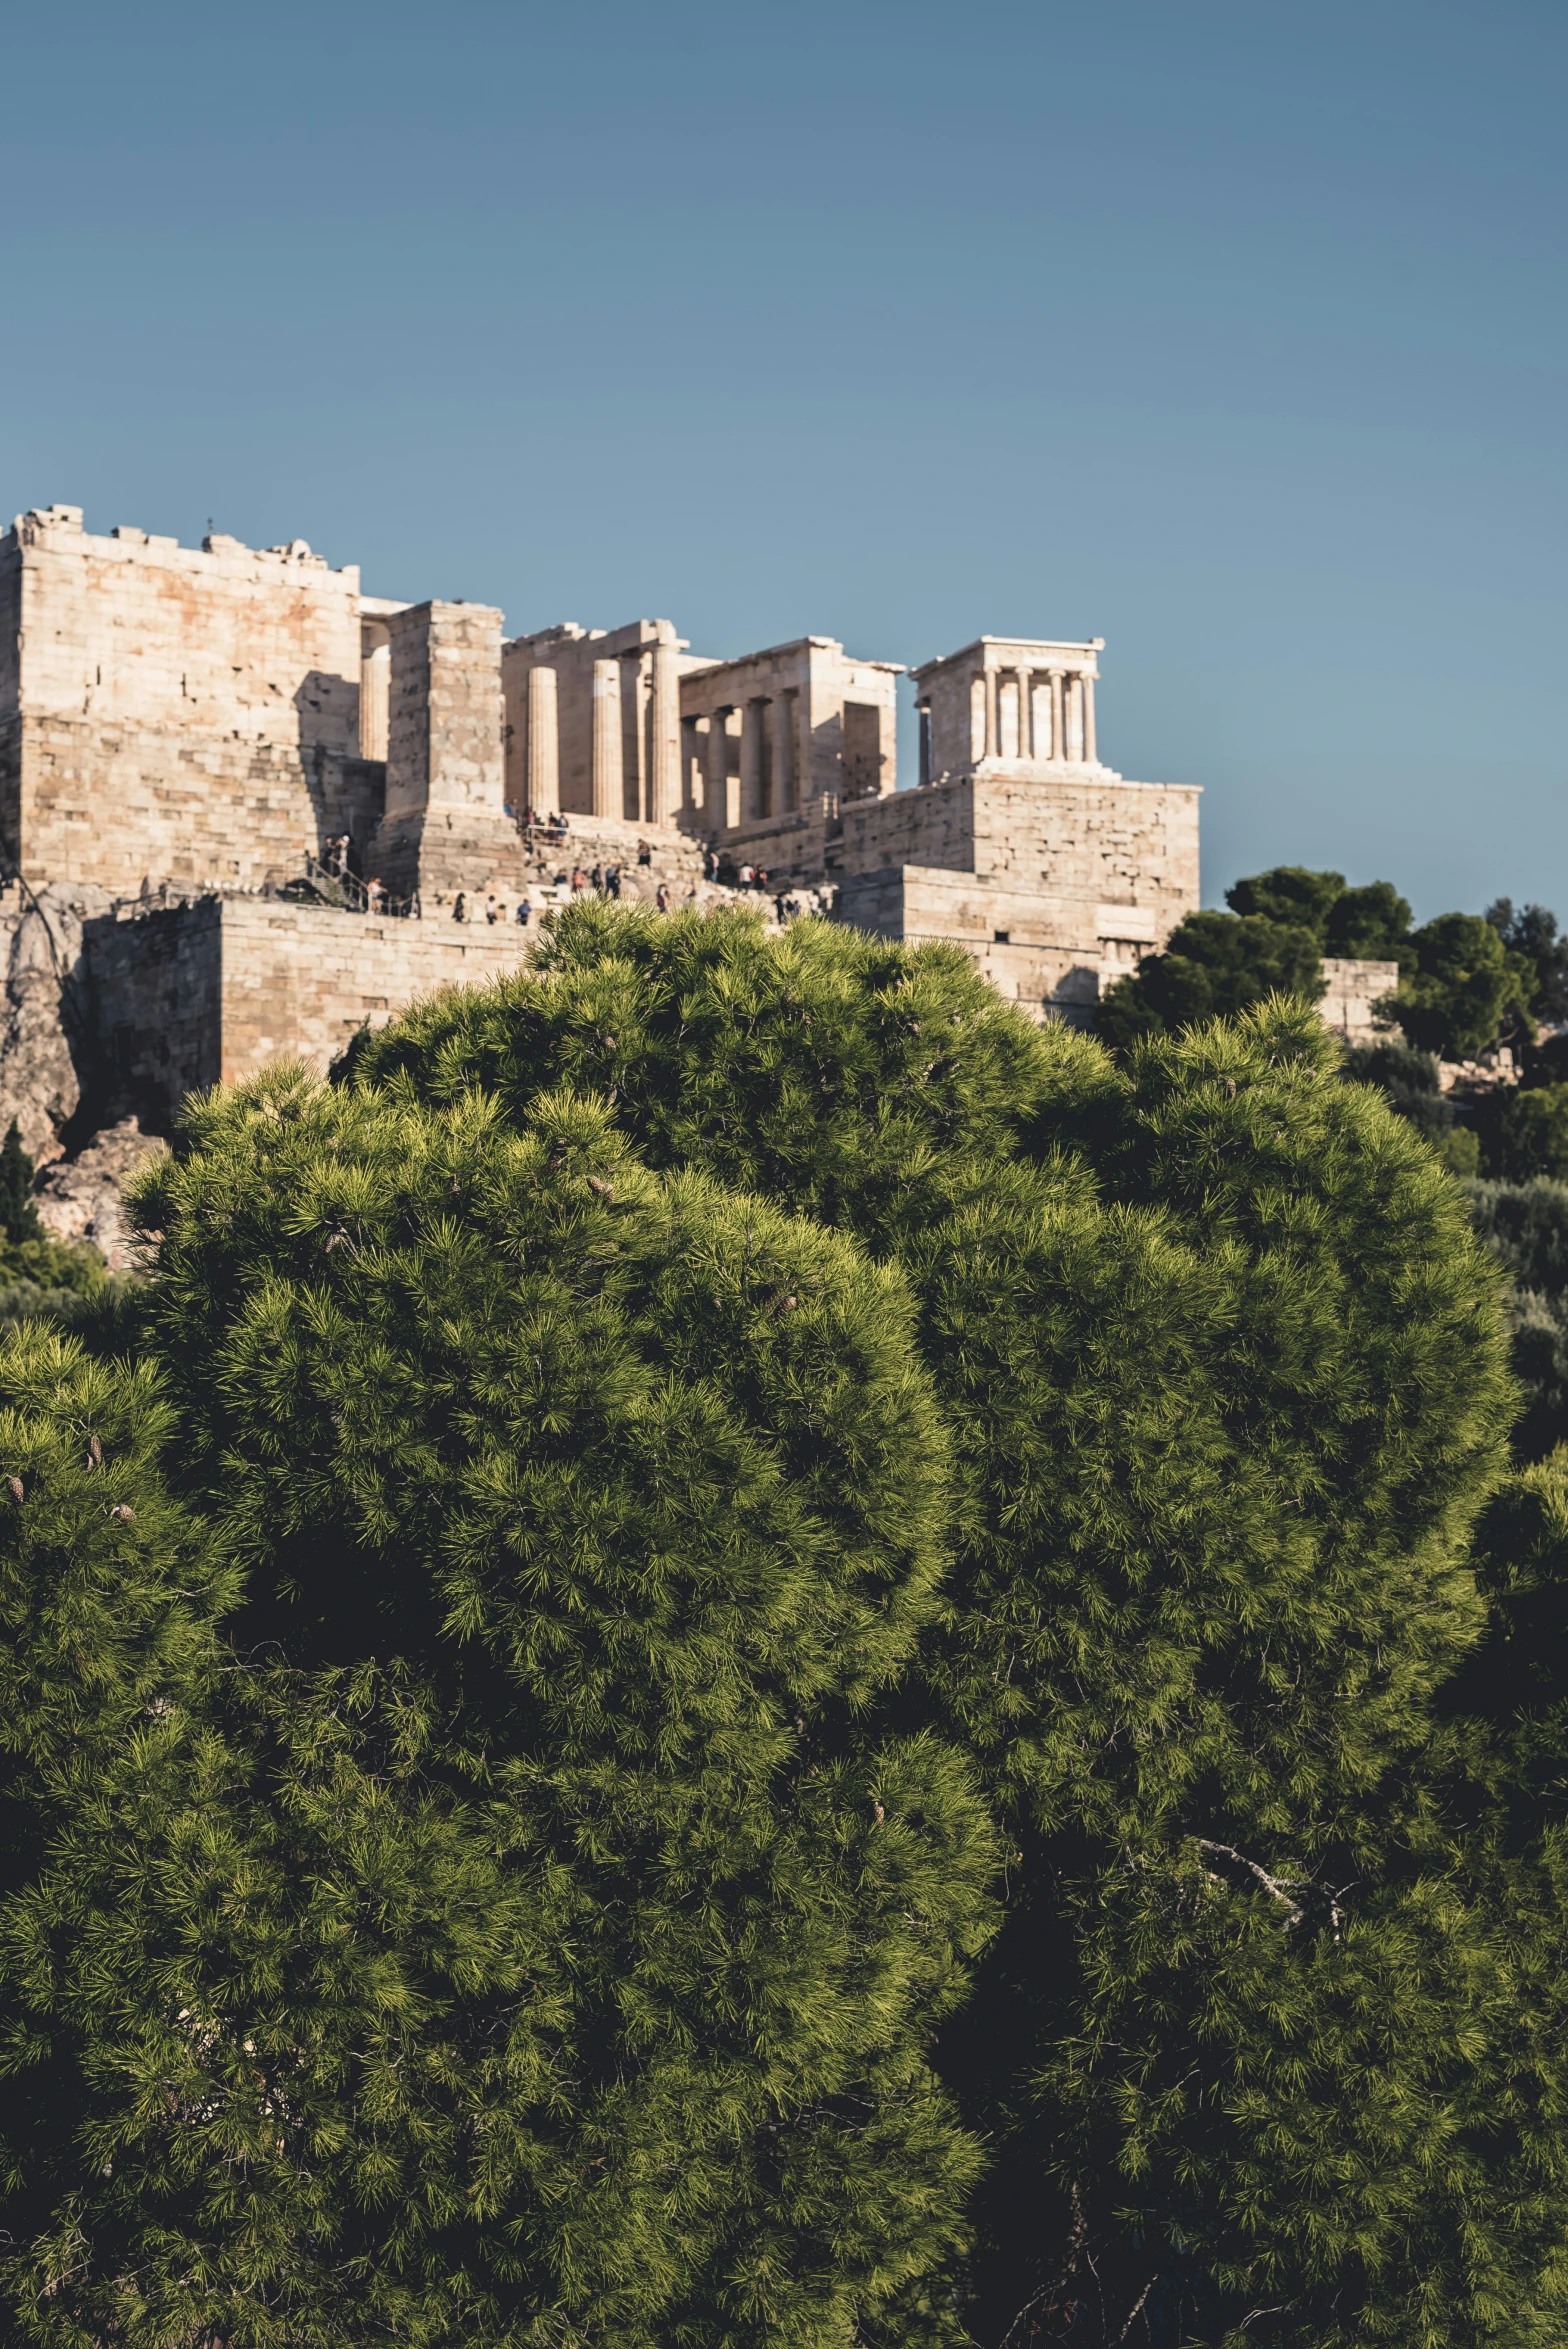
0, 903, 1548, 2348
353, 905, 1525, 2348
0, 1065, 996, 2348
1095, 909, 1323, 1048
1398, 912, 1535, 1062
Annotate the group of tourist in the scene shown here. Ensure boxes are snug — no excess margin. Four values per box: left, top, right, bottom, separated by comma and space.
701, 846, 772, 892
507, 805, 571, 840
325, 818, 824, 935
452, 892, 533, 928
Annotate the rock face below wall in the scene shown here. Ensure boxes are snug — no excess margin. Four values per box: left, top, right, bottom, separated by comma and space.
34, 1117, 165, 1271
0, 881, 115, 1165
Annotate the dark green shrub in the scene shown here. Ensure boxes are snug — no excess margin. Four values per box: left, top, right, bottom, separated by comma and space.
1095, 910, 1322, 1047
0, 1066, 995, 2349
1395, 912, 1534, 1060
353, 908, 1526, 2347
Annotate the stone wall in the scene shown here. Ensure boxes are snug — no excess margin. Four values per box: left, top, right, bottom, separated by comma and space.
370, 601, 536, 901
1320, 957, 1399, 1044
836, 770, 1198, 939
0, 506, 383, 894
834, 866, 1105, 1022
85, 897, 538, 1123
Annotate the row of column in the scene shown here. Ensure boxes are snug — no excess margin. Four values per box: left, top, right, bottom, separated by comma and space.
524, 645, 682, 822
704, 693, 798, 828
973, 666, 1097, 765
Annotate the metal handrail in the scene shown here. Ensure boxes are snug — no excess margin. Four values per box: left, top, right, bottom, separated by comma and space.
300, 855, 418, 919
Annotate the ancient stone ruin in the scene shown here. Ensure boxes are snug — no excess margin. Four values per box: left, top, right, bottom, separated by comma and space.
0, 500, 1226, 1249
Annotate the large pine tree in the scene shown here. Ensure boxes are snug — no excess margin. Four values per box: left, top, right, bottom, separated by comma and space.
0, 1074, 995, 2347
0, 901, 1555, 2346
352, 904, 1546, 2345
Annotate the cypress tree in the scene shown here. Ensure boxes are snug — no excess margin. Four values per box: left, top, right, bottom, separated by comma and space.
0, 1119, 42, 1247
350, 905, 1538, 2344
0, 1068, 996, 2347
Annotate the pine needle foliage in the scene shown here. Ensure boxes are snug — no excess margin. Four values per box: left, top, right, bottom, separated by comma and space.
349, 906, 1536, 2346
0, 1068, 997, 2347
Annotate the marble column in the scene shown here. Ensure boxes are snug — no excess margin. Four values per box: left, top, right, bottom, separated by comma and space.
970, 676, 987, 764
1013, 666, 1032, 759
772, 692, 796, 814
591, 659, 621, 819
527, 664, 559, 813
1048, 670, 1065, 765
1066, 675, 1084, 763
359, 631, 390, 762
706, 709, 731, 832
984, 667, 1000, 759
680, 716, 700, 816
741, 699, 768, 822
1031, 676, 1053, 761
1082, 674, 1098, 766
649, 639, 681, 826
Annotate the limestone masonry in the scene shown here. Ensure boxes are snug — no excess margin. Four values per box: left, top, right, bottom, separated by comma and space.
0, 498, 1279, 1250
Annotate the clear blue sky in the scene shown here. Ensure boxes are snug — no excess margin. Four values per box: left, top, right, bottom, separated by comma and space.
4, 0, 1563, 916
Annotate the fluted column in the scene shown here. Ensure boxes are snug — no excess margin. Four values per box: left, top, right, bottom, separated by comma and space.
1013, 666, 1032, 759
591, 659, 621, 819
649, 638, 681, 826
360, 632, 390, 761
527, 664, 559, 813
1082, 675, 1098, 765
741, 699, 768, 822
1066, 675, 1084, 763
707, 709, 731, 832
1048, 670, 1065, 765
680, 716, 699, 816
984, 667, 999, 759
772, 693, 796, 813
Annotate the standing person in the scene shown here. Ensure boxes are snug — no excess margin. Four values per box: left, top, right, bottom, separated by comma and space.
703, 845, 718, 881
453, 892, 467, 923
516, 896, 532, 928
606, 863, 622, 900
485, 894, 499, 925
590, 863, 603, 894
570, 867, 587, 893
656, 883, 670, 913
366, 876, 385, 914
637, 838, 652, 868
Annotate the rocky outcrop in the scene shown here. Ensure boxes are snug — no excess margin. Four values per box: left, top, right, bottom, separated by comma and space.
0, 881, 115, 1165
33, 1118, 166, 1272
